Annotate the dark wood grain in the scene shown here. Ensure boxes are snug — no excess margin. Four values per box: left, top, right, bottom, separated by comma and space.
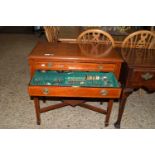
121, 48, 155, 67
115, 48, 155, 128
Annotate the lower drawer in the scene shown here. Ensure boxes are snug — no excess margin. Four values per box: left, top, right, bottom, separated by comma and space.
28, 86, 121, 98
129, 69, 155, 86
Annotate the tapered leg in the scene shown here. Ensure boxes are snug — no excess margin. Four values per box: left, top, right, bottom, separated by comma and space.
114, 88, 133, 128
105, 99, 113, 126
34, 97, 41, 125
114, 97, 127, 128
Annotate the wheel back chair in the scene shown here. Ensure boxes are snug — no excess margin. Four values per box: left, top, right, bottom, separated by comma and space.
77, 29, 115, 56
121, 30, 155, 95
121, 30, 155, 58
44, 26, 60, 42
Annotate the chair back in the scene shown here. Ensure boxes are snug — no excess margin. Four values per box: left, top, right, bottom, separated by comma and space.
77, 29, 115, 56
44, 26, 60, 42
77, 29, 115, 47
122, 30, 155, 49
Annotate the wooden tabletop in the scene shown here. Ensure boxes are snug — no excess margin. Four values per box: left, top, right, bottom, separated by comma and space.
29, 42, 123, 63
121, 48, 155, 68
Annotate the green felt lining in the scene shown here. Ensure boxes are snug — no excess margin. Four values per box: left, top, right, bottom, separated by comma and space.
30, 70, 119, 88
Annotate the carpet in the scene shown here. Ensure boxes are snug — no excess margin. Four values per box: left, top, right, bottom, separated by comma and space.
0, 34, 155, 128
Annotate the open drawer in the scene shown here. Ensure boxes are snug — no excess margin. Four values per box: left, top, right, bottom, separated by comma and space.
28, 70, 121, 98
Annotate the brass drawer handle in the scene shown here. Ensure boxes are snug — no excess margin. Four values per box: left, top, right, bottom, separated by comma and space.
42, 88, 49, 95
47, 63, 52, 68
100, 89, 108, 96
141, 72, 154, 80
98, 65, 103, 70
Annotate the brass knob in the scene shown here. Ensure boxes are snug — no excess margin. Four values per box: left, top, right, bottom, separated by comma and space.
100, 89, 108, 96
141, 72, 154, 80
42, 88, 49, 95
47, 63, 52, 68
98, 65, 103, 70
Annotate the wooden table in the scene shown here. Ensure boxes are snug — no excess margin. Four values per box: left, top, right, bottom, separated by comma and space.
114, 48, 155, 128
28, 42, 123, 126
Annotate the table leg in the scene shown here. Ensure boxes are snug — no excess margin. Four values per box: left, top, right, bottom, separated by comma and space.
105, 99, 113, 126
34, 97, 41, 125
114, 88, 133, 129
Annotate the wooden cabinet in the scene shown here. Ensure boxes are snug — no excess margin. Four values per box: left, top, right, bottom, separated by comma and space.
115, 48, 155, 128
28, 42, 123, 126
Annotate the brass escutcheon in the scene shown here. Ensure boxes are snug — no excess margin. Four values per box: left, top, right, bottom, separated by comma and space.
47, 62, 52, 68
141, 72, 154, 80
100, 89, 108, 96
98, 65, 103, 70
42, 88, 49, 95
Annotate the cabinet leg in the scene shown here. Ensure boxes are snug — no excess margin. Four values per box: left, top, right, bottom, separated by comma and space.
105, 99, 113, 126
114, 97, 127, 129
114, 89, 132, 128
34, 97, 41, 125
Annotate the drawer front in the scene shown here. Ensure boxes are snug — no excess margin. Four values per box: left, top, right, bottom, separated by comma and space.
34, 62, 116, 72
129, 69, 155, 86
28, 86, 121, 98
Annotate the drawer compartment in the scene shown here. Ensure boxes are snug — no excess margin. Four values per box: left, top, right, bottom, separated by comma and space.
28, 70, 121, 98
28, 86, 121, 98
34, 62, 116, 72
130, 69, 155, 84
30, 70, 119, 87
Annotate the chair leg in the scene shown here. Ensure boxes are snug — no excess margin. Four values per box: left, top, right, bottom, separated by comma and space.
34, 97, 41, 125
105, 99, 113, 126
